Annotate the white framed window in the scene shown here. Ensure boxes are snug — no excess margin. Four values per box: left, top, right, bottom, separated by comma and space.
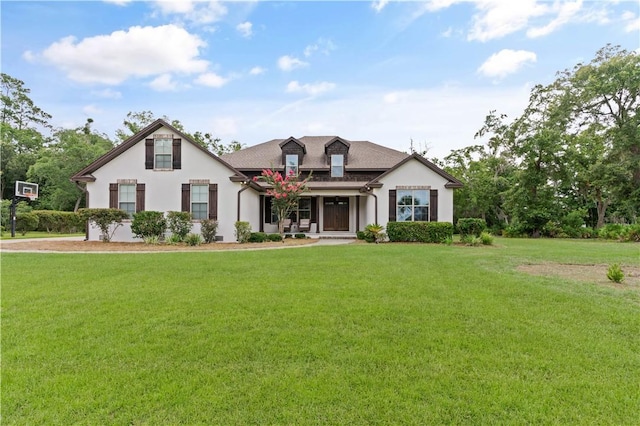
191, 184, 208, 220
154, 137, 172, 169
331, 154, 344, 177
397, 189, 429, 221
119, 184, 136, 217
298, 197, 311, 220
285, 154, 298, 177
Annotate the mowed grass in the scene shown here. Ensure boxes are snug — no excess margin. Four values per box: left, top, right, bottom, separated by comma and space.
2, 239, 639, 424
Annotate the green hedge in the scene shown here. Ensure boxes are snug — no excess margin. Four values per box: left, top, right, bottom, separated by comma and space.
33, 210, 84, 233
386, 222, 454, 243
457, 218, 487, 237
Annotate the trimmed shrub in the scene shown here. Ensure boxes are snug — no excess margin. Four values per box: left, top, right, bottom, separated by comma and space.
294, 233, 307, 239
200, 219, 218, 243
356, 231, 366, 240
235, 221, 251, 243
598, 223, 626, 240
185, 233, 203, 246
131, 211, 167, 240
607, 263, 624, 283
33, 210, 84, 233
462, 234, 482, 246
480, 231, 494, 245
622, 224, 640, 242
16, 212, 39, 235
79, 208, 130, 242
457, 218, 487, 238
267, 233, 283, 242
166, 211, 192, 241
502, 224, 526, 238
364, 223, 385, 243
387, 222, 454, 243
249, 232, 267, 243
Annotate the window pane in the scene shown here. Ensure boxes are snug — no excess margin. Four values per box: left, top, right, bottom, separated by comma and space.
414, 190, 429, 206
331, 155, 343, 177
191, 203, 207, 220
397, 206, 412, 221
397, 190, 412, 206
414, 206, 429, 221
119, 184, 135, 202
191, 185, 208, 202
154, 138, 172, 168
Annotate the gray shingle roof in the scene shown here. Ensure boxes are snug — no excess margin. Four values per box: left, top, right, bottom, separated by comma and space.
220, 136, 409, 170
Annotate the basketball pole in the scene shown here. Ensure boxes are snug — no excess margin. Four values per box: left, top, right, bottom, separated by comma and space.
10, 194, 17, 238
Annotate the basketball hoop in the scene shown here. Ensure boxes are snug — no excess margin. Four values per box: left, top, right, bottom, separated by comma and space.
25, 193, 36, 202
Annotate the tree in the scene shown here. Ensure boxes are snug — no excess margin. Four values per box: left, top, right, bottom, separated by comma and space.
552, 44, 640, 223
253, 168, 312, 235
27, 119, 113, 211
1, 73, 51, 199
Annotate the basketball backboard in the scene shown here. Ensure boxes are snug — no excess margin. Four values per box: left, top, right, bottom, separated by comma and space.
15, 181, 38, 199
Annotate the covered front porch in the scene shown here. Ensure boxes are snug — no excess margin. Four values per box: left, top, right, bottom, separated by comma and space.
259, 186, 376, 236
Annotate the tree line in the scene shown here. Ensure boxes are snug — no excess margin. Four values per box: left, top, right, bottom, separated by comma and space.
442, 44, 639, 236
2, 44, 638, 236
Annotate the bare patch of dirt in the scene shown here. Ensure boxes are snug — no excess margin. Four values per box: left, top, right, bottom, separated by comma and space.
518, 263, 640, 289
1, 238, 318, 253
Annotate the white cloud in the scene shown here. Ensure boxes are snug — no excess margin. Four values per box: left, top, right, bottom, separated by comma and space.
621, 11, 640, 32
236, 21, 253, 38
249, 66, 266, 75
371, 0, 389, 13
91, 88, 122, 99
34, 25, 208, 85
286, 81, 336, 96
303, 38, 336, 57
527, 0, 583, 38
478, 49, 537, 79
468, 0, 549, 42
149, 74, 178, 91
277, 55, 309, 71
211, 116, 238, 136
195, 72, 229, 88
82, 104, 102, 115
152, 0, 227, 25
103, 0, 132, 5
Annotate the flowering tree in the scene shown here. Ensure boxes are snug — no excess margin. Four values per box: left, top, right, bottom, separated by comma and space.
253, 168, 312, 235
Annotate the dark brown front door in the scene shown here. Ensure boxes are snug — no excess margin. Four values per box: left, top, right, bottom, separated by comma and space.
323, 197, 349, 231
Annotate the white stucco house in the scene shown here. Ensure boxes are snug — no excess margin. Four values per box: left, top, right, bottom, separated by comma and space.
71, 119, 463, 242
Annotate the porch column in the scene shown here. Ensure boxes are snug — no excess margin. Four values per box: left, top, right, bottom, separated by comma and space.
356, 195, 360, 232
316, 196, 321, 233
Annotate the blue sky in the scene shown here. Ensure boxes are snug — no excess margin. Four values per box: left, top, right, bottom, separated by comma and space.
2, 0, 639, 160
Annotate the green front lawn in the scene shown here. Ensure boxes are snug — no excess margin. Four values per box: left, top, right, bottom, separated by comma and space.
2, 239, 639, 424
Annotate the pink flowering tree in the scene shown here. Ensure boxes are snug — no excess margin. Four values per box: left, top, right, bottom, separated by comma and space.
253, 168, 312, 235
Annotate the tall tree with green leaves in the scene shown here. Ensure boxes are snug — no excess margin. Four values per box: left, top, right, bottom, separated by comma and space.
28, 119, 114, 211
1, 73, 51, 199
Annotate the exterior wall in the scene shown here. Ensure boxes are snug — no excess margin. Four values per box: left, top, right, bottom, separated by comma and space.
375, 158, 455, 226
85, 125, 242, 242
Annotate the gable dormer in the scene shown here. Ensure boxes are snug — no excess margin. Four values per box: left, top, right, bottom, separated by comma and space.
324, 137, 350, 165
279, 137, 306, 175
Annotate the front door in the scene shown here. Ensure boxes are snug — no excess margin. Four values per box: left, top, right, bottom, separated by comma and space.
323, 197, 349, 231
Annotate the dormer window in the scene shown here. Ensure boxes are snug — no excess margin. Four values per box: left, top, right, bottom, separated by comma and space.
285, 154, 298, 176
331, 154, 344, 177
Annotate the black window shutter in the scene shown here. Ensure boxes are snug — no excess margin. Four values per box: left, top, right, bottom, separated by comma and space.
389, 190, 396, 221
430, 189, 438, 222
209, 184, 218, 220
172, 139, 181, 170
145, 139, 154, 169
182, 184, 190, 212
109, 183, 118, 209
136, 183, 145, 212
